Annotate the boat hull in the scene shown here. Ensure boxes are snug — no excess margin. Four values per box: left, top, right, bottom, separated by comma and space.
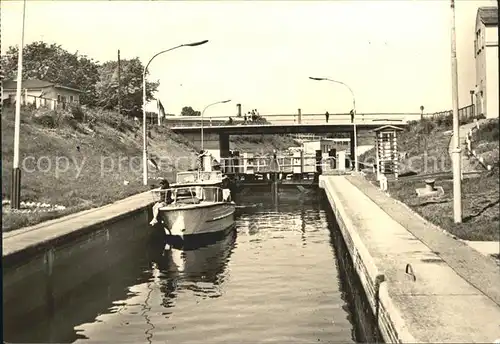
158, 202, 235, 237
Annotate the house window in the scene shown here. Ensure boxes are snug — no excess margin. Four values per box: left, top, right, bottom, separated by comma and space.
70, 95, 74, 102
57, 94, 61, 102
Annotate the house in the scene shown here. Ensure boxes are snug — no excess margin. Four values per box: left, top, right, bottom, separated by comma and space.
2, 79, 83, 110
474, 6, 499, 119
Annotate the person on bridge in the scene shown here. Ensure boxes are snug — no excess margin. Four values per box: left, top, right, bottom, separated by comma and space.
325, 111, 330, 123
350, 109, 354, 123
251, 110, 257, 122
150, 178, 172, 226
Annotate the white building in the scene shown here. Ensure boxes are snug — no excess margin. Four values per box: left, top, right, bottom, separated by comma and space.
474, 7, 499, 119
2, 79, 82, 110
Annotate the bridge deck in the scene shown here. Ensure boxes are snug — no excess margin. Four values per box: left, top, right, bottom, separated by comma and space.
171, 121, 408, 135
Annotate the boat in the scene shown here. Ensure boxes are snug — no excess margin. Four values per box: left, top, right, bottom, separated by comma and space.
151, 151, 236, 239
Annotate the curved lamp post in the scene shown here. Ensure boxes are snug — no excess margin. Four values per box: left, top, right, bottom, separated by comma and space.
201, 99, 231, 151
142, 39, 208, 185
309, 77, 359, 172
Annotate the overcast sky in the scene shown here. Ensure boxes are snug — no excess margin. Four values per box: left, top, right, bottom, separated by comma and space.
1, 0, 496, 117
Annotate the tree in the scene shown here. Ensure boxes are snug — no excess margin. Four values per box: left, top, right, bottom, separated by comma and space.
1, 41, 100, 106
95, 58, 159, 118
181, 106, 201, 116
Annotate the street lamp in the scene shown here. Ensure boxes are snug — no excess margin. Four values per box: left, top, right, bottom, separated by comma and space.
11, 0, 27, 210
201, 100, 232, 151
450, 0, 462, 223
142, 39, 208, 186
309, 76, 359, 172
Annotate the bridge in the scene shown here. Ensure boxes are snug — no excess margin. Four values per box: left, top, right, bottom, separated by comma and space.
168, 115, 408, 160
164, 112, 419, 128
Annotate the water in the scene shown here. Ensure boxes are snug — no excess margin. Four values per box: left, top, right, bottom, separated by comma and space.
3, 191, 380, 343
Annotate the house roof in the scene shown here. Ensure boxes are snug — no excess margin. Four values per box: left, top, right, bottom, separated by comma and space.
478, 7, 498, 26
373, 125, 405, 132
2, 79, 83, 93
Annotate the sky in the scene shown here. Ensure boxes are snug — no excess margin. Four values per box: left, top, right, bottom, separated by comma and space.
1, 0, 497, 117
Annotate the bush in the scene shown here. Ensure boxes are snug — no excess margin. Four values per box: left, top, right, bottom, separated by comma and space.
435, 113, 453, 128
33, 112, 57, 128
90, 108, 135, 132
474, 119, 499, 142
69, 104, 85, 122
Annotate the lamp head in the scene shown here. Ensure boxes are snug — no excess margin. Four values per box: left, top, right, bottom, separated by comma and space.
184, 40, 209, 47
309, 77, 325, 81
221, 99, 231, 103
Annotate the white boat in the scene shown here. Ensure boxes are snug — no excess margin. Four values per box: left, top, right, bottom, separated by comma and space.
151, 153, 236, 238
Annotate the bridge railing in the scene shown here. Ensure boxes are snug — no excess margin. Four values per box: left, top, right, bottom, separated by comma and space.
165, 113, 416, 128
218, 155, 351, 174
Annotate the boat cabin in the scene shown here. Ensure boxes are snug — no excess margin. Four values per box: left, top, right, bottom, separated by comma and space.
155, 185, 231, 205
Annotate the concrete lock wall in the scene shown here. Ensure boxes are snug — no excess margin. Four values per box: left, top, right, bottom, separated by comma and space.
3, 206, 156, 331
319, 176, 414, 343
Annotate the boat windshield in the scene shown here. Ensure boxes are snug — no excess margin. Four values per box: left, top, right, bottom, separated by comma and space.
154, 186, 230, 204
175, 171, 223, 184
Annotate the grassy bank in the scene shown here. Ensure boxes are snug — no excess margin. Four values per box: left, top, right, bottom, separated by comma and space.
359, 115, 499, 241
1, 106, 200, 232
359, 117, 454, 175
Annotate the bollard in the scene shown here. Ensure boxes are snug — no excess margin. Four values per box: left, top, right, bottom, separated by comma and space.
405, 263, 416, 281
379, 174, 388, 192
424, 179, 436, 192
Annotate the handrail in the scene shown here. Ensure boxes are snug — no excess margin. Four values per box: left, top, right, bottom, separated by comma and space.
163, 112, 420, 120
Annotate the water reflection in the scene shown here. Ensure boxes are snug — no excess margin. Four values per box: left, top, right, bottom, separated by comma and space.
153, 229, 237, 301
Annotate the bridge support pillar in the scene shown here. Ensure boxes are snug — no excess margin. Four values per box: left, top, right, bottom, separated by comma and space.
219, 133, 230, 173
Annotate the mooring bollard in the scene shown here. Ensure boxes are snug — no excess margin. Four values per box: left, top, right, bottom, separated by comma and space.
424, 179, 436, 192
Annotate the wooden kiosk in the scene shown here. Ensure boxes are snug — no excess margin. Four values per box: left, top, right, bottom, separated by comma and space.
373, 125, 404, 180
